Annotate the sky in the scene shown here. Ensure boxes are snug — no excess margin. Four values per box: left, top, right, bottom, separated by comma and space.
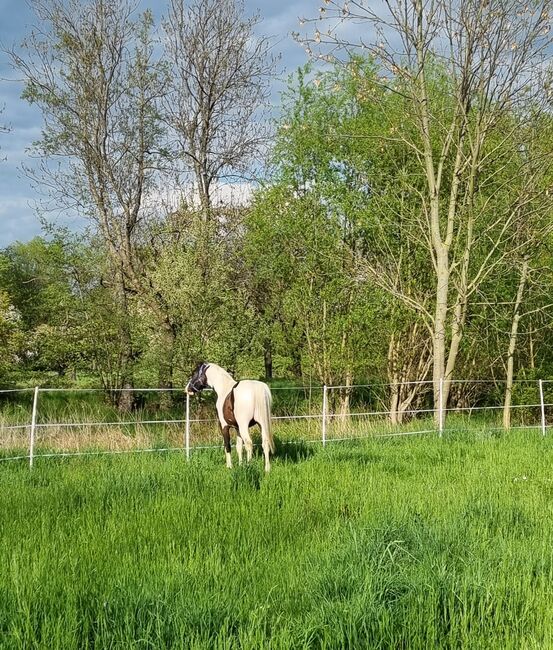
0, 0, 320, 247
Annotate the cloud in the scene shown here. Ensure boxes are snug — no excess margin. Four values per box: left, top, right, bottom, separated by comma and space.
146, 181, 255, 213
0, 198, 42, 246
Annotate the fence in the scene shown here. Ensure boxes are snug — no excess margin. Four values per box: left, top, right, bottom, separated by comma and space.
0, 379, 551, 467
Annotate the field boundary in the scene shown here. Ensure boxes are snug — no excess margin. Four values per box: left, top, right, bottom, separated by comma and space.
0, 378, 551, 466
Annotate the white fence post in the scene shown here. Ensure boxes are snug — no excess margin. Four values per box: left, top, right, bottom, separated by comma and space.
539, 379, 546, 437
185, 392, 190, 460
438, 377, 444, 438
29, 386, 39, 468
322, 385, 328, 447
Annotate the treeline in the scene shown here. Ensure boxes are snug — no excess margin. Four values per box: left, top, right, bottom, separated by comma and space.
1, 0, 553, 419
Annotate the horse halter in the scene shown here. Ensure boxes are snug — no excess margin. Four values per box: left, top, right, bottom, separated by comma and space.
188, 363, 209, 394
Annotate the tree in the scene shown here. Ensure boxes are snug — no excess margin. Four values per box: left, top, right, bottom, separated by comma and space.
0, 236, 104, 383
247, 184, 385, 409
1, 238, 73, 330
151, 0, 276, 377
0, 288, 23, 382
251, 62, 441, 416
246, 66, 391, 409
144, 204, 255, 377
163, 0, 274, 219
10, 0, 165, 408
302, 0, 553, 411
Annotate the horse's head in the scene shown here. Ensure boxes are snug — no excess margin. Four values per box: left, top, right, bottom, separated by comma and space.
186, 362, 210, 395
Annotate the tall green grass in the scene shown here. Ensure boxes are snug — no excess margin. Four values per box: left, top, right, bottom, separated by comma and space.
1, 431, 553, 648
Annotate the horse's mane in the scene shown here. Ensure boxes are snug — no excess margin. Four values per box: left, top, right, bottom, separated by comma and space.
207, 363, 235, 382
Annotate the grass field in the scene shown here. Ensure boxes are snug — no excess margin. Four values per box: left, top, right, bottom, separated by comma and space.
2, 431, 553, 649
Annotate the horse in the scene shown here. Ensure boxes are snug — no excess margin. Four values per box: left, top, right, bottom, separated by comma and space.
186, 362, 275, 471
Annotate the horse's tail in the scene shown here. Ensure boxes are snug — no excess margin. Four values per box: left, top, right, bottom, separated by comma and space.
258, 385, 275, 454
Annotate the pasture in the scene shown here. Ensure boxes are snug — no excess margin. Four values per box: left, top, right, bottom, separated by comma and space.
1, 431, 553, 649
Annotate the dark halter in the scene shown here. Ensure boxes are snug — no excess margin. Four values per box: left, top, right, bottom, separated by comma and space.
188, 378, 204, 394
188, 363, 209, 394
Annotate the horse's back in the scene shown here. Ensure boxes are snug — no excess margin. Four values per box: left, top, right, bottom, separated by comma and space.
234, 378, 269, 391
233, 380, 271, 421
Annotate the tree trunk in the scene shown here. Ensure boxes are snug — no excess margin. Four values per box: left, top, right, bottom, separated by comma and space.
503, 258, 529, 429
290, 349, 302, 380
529, 324, 535, 370
433, 246, 449, 420
389, 385, 399, 425
263, 339, 273, 380
442, 295, 468, 410
338, 368, 353, 426
387, 325, 432, 425
387, 332, 399, 424
115, 269, 135, 413
117, 329, 134, 412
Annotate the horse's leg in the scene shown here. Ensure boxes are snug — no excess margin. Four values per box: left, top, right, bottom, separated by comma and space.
236, 434, 244, 465
238, 422, 253, 463
222, 425, 232, 469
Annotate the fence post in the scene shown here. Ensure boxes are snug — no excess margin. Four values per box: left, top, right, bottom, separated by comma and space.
185, 392, 190, 460
322, 385, 328, 447
539, 379, 546, 437
29, 386, 39, 469
438, 377, 444, 438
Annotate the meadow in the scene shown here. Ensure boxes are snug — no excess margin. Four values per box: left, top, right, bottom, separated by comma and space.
2, 430, 553, 649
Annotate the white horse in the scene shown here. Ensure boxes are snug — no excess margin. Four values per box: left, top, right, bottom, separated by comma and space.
186, 362, 275, 471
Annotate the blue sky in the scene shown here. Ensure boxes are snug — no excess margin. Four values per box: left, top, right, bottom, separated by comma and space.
0, 0, 317, 247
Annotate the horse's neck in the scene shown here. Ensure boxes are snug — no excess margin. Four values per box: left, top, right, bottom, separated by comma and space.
208, 366, 236, 398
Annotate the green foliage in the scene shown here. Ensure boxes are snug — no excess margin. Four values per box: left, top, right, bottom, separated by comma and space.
248, 55, 553, 393
244, 62, 395, 385
0, 238, 71, 330
144, 208, 257, 377
0, 290, 24, 379
29, 324, 85, 375
5, 44, 553, 395
0, 235, 140, 388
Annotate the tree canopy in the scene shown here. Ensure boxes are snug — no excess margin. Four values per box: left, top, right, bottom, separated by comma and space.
1, 0, 552, 420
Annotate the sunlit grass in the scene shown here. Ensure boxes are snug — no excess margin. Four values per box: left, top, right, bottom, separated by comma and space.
1, 430, 553, 648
